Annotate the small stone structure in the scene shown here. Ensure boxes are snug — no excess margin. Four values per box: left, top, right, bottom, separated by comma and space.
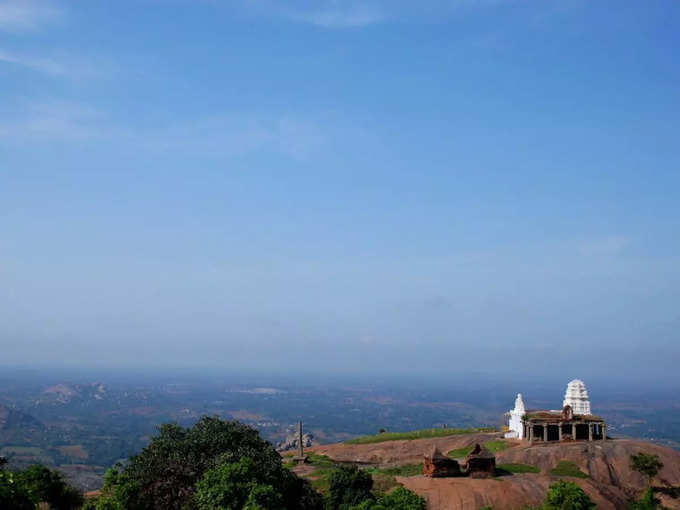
423, 447, 461, 477
463, 444, 496, 478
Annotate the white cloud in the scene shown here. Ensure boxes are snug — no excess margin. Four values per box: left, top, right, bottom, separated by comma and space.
0, 101, 102, 141
0, 0, 62, 31
245, 0, 385, 28
0, 101, 362, 161
0, 48, 65, 75
0, 48, 116, 79
291, 4, 384, 28
578, 236, 631, 257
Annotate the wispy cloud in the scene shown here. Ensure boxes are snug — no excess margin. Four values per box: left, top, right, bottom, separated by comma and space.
0, 0, 62, 32
0, 101, 365, 161
0, 48, 116, 79
0, 101, 102, 141
243, 0, 516, 28
578, 236, 631, 257
245, 0, 385, 28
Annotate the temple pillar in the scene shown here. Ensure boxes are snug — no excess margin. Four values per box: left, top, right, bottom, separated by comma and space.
558, 424, 563, 441
572, 423, 577, 440
602, 424, 606, 441
588, 424, 593, 441
543, 425, 548, 442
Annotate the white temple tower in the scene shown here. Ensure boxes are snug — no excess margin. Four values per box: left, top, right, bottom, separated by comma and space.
563, 379, 591, 415
505, 393, 526, 439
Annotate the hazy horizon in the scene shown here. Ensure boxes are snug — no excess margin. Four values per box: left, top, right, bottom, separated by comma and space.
2, 1, 679, 382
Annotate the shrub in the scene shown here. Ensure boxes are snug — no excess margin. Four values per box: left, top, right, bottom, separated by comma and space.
350, 486, 426, 510
543, 480, 595, 510
326, 465, 374, 510
630, 487, 662, 510
630, 453, 663, 484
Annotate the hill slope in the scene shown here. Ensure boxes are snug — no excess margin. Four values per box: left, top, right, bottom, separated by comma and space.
306, 435, 680, 510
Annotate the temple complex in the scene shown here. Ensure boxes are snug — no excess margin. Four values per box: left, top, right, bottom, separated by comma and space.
505, 379, 607, 443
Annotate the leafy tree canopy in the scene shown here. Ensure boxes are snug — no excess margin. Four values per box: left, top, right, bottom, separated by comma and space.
543, 480, 595, 510
325, 465, 374, 510
95, 415, 322, 510
631, 453, 664, 483
349, 486, 426, 510
0, 464, 82, 510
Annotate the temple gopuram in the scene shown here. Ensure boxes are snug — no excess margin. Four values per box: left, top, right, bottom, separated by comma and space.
505, 379, 607, 443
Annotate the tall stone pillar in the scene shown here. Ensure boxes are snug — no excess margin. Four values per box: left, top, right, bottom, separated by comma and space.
298, 421, 304, 458
572, 424, 577, 440
588, 424, 593, 441
543, 425, 548, 442
558, 424, 563, 441
602, 424, 606, 441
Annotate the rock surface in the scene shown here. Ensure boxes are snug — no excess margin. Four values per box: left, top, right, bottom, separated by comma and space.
308, 435, 680, 510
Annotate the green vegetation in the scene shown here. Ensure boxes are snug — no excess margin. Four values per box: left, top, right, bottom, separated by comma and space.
549, 461, 588, 478
349, 486, 426, 510
543, 480, 595, 510
345, 427, 496, 445
496, 463, 540, 474
366, 464, 421, 477
630, 453, 663, 484
326, 465, 374, 510
447, 446, 473, 458
481, 480, 595, 510
324, 466, 425, 510
630, 487, 663, 510
483, 440, 510, 453
0, 463, 82, 510
88, 416, 323, 510
448, 440, 509, 459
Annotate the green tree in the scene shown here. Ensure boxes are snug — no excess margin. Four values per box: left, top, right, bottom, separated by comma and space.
326, 465, 374, 510
631, 453, 664, 485
105, 416, 322, 510
0, 470, 34, 510
15, 464, 83, 510
194, 457, 278, 510
543, 480, 595, 510
350, 487, 426, 510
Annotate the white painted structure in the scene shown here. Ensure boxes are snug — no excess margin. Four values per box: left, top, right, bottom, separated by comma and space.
504, 393, 526, 439
563, 379, 592, 415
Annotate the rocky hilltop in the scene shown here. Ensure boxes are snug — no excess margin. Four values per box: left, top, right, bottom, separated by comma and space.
305, 433, 680, 510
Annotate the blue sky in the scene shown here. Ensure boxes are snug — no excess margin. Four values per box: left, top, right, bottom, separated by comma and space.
1, 0, 679, 381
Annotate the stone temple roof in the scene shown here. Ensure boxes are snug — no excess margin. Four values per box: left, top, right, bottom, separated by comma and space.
524, 410, 603, 423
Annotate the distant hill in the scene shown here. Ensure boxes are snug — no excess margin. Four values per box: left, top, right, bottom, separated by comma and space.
0, 404, 46, 444
304, 433, 680, 510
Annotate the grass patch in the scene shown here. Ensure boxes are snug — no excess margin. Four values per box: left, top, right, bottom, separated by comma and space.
303, 453, 339, 493
370, 473, 401, 496
496, 463, 540, 474
549, 461, 588, 478
366, 464, 422, 477
447, 446, 473, 458
345, 427, 496, 445
483, 440, 510, 453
